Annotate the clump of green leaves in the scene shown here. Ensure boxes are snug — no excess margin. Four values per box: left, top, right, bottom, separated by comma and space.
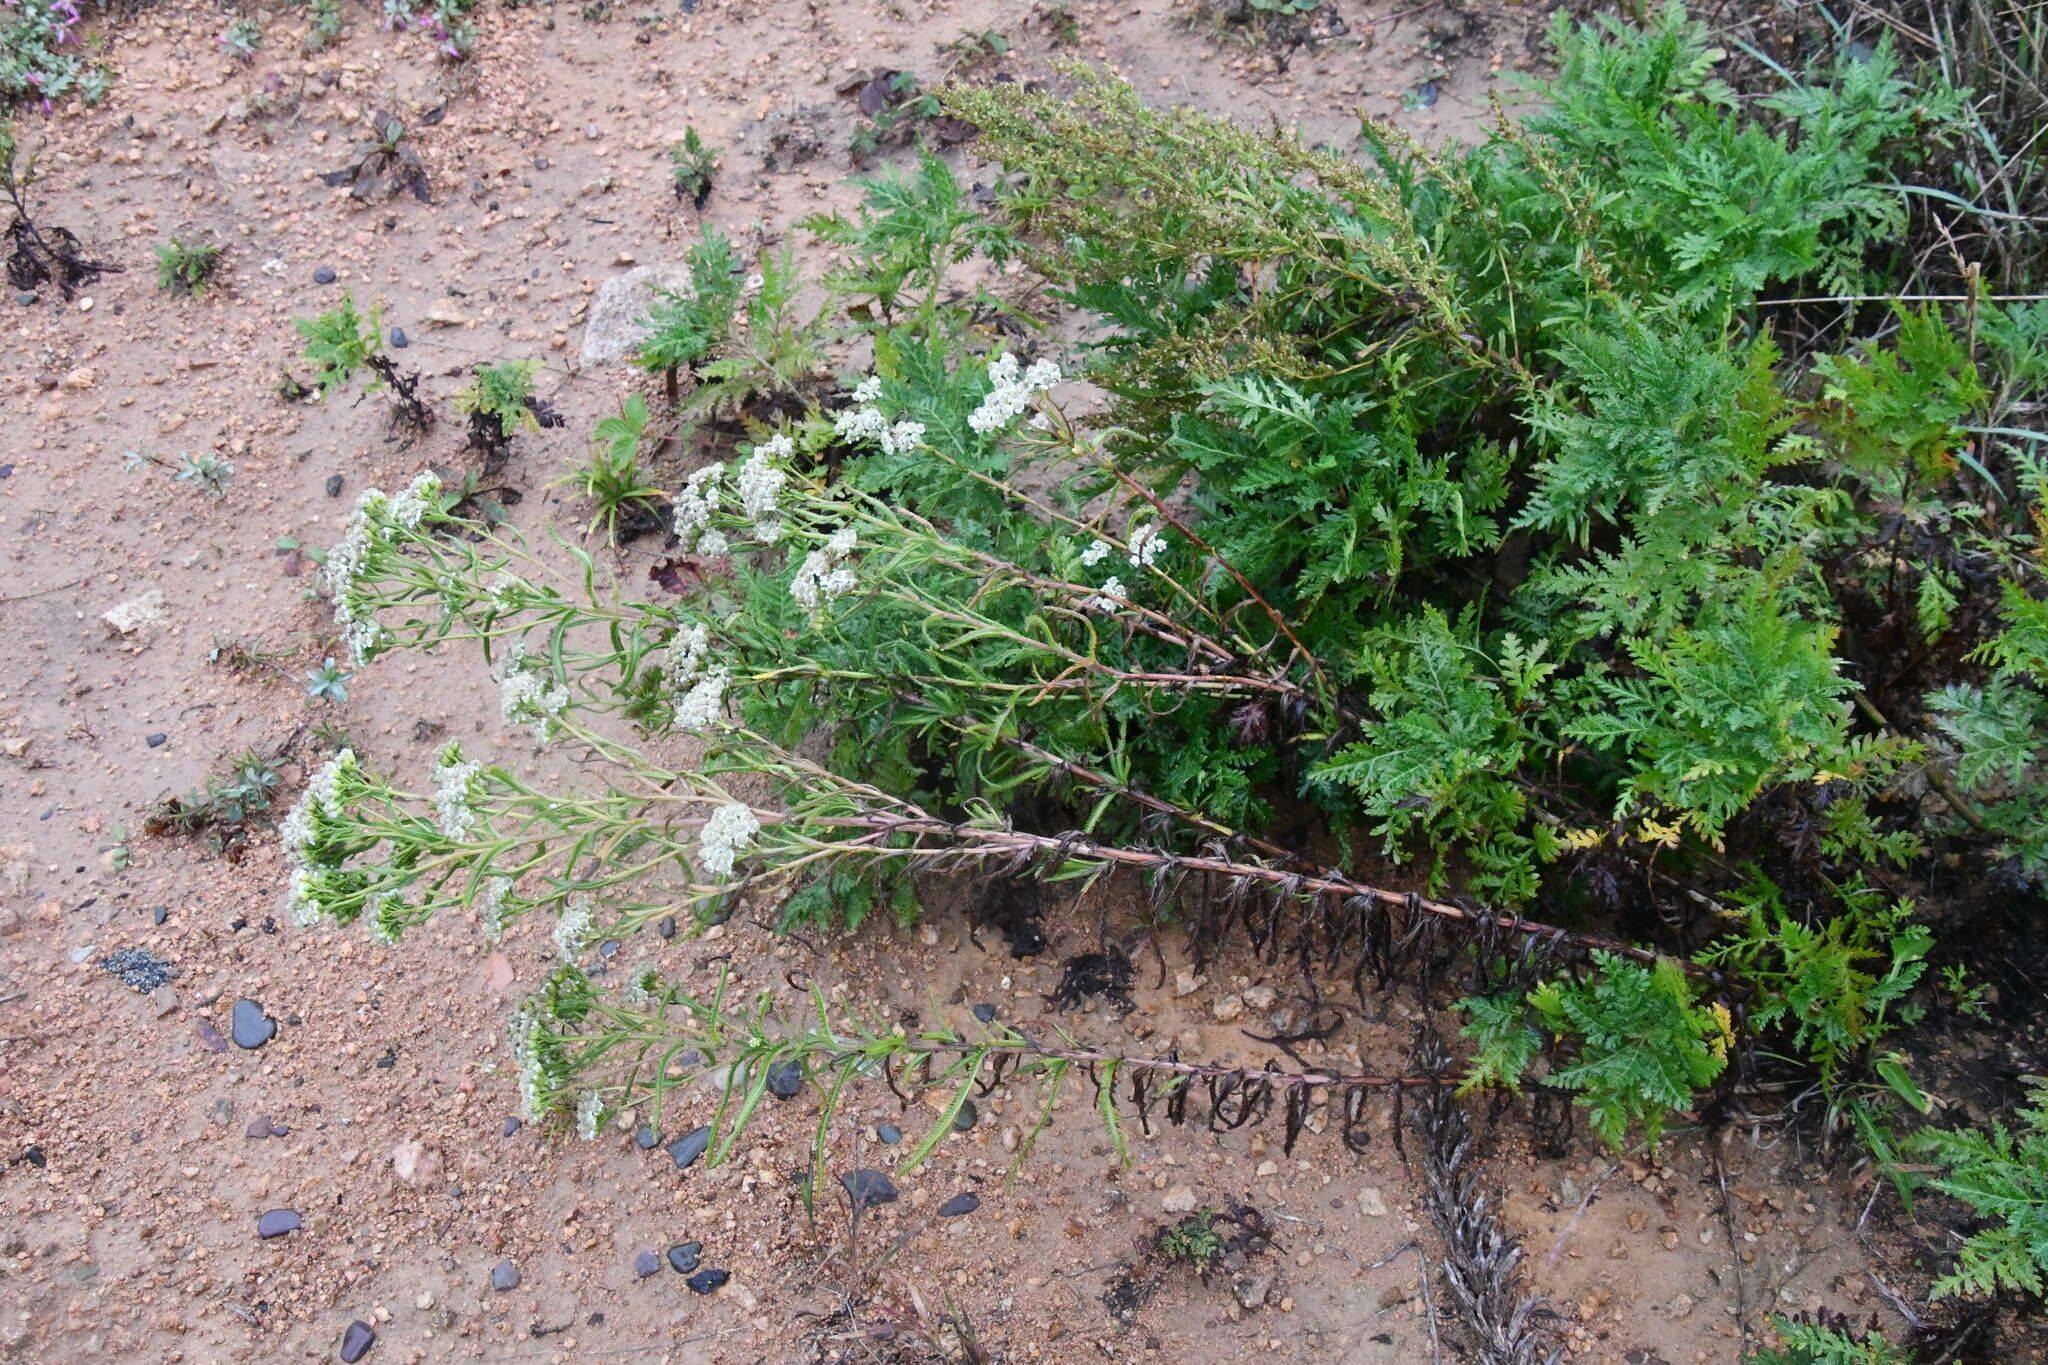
124, 448, 235, 499
1906, 1083, 2048, 1298
155, 239, 223, 297
558, 394, 667, 543
633, 230, 827, 416
1157, 1211, 1225, 1270
146, 749, 285, 854
1748, 1315, 1910, 1364
221, 17, 262, 61
456, 358, 557, 460
293, 291, 432, 432
669, 127, 717, 209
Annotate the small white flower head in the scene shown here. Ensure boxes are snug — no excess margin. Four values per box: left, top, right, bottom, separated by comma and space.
575, 1090, 604, 1141
287, 867, 324, 926
477, 875, 512, 942
697, 528, 730, 558
880, 420, 925, 457
968, 351, 1061, 434
386, 470, 443, 531
672, 462, 726, 551
738, 446, 788, 543
282, 749, 362, 867
553, 895, 595, 960
826, 527, 857, 558
790, 549, 829, 612
431, 742, 483, 841
509, 1008, 549, 1121
698, 802, 760, 880
625, 969, 660, 1009
486, 572, 524, 614
499, 643, 570, 744
1080, 538, 1113, 568
851, 376, 882, 403
790, 528, 860, 613
833, 404, 888, 445
820, 565, 857, 599
1085, 576, 1126, 614
1126, 523, 1166, 570
673, 666, 730, 731
367, 892, 406, 946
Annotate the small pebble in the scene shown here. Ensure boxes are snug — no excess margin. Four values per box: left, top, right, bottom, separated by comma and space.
765, 1059, 802, 1099
633, 1250, 661, 1279
875, 1124, 902, 1145
230, 999, 276, 1049
15, 292, 36, 306
490, 1259, 520, 1292
685, 1268, 729, 1295
325, 474, 345, 497
339, 1320, 377, 1363
938, 1192, 981, 1218
666, 1126, 711, 1171
145, 733, 167, 748
665, 1242, 701, 1274
502, 1117, 521, 1137
634, 1124, 659, 1150
658, 916, 676, 940
389, 326, 409, 348
256, 1209, 301, 1239
953, 1100, 978, 1132
971, 1003, 996, 1023
839, 1169, 897, 1209
151, 906, 169, 925
313, 266, 336, 284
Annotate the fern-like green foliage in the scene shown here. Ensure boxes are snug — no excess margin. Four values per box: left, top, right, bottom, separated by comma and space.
1908, 1084, 2048, 1297
455, 358, 541, 439
1461, 952, 1731, 1150
1748, 1316, 1910, 1365
633, 229, 745, 380
294, 290, 381, 396
1701, 883, 1928, 1090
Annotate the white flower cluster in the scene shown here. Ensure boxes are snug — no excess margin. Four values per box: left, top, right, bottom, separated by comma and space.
322, 471, 443, 666
553, 895, 595, 960
575, 1090, 604, 1142
832, 380, 926, 457
667, 622, 729, 732
477, 875, 512, 942
1085, 577, 1126, 614
673, 462, 727, 556
431, 743, 482, 841
367, 892, 406, 947
499, 642, 570, 744
698, 802, 760, 880
509, 1007, 549, 1121
740, 434, 790, 544
790, 527, 858, 612
968, 352, 1061, 434
1080, 539, 1112, 567
1126, 523, 1166, 569
282, 748, 360, 865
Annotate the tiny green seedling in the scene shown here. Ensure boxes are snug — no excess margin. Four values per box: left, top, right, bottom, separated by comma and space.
670, 127, 718, 210
306, 658, 351, 703
156, 238, 224, 297
125, 448, 235, 498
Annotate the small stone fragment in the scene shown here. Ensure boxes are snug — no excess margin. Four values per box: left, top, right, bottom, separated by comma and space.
971, 1003, 996, 1023
666, 1126, 711, 1171
634, 1124, 659, 1150
1359, 1187, 1388, 1217
765, 1059, 803, 1099
339, 1320, 377, 1362
101, 589, 167, 636
313, 266, 337, 284
937, 1192, 980, 1218
875, 1123, 902, 1145
230, 999, 276, 1049
502, 1117, 521, 1137
1210, 994, 1246, 1023
256, 1209, 301, 1239
490, 1259, 520, 1292
324, 474, 344, 497
953, 1100, 978, 1132
665, 1242, 702, 1274
145, 733, 168, 749
633, 1250, 661, 1279
685, 1268, 729, 1295
389, 326, 409, 348
1161, 1186, 1197, 1214
839, 1169, 897, 1210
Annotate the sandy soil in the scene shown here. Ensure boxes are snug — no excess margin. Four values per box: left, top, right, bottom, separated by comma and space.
0, 1, 2020, 1362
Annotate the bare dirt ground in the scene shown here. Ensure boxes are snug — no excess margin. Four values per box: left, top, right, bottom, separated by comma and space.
0, 1, 2025, 1362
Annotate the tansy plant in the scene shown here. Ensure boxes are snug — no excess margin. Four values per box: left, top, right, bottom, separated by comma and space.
285, 6, 2048, 1174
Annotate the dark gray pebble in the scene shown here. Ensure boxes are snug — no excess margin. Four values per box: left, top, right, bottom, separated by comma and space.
953, 1100, 978, 1132
665, 1242, 701, 1274
634, 1125, 659, 1150
256, 1209, 301, 1239
245, 1116, 288, 1139
765, 1059, 802, 1099
839, 1169, 897, 1210
685, 1268, 729, 1295
971, 1003, 996, 1023
325, 474, 345, 497
666, 1126, 711, 1171
658, 916, 676, 939
633, 1250, 661, 1279
876, 1123, 902, 1144
502, 1117, 520, 1137
230, 999, 276, 1049
146, 733, 167, 748
598, 940, 620, 959
339, 1319, 377, 1362
195, 1019, 229, 1053
313, 266, 336, 284
151, 906, 169, 925
490, 1259, 520, 1292
389, 326, 408, 348
937, 1192, 981, 1218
